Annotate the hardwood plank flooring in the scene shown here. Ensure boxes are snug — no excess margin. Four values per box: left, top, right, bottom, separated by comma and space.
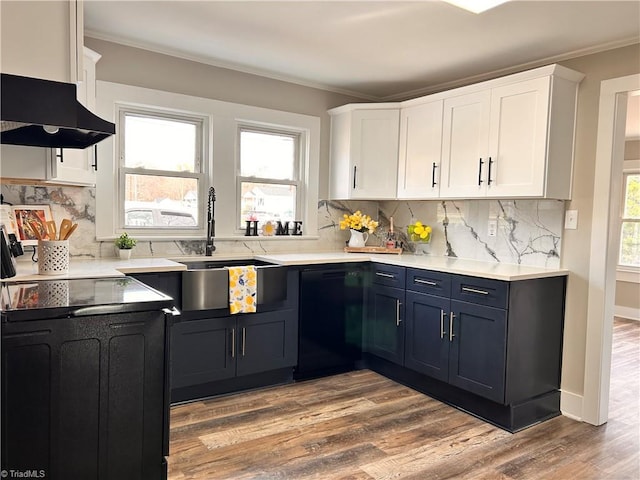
168, 319, 639, 479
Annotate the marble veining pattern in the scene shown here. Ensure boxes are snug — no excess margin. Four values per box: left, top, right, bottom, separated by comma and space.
1, 184, 564, 268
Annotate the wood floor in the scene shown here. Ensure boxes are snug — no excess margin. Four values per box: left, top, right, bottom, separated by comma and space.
168, 319, 639, 479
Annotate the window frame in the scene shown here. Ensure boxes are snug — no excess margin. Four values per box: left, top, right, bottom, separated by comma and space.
116, 105, 207, 238
618, 167, 640, 270
235, 124, 305, 232
95, 80, 320, 242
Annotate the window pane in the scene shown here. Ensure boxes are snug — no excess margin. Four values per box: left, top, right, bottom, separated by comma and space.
125, 173, 198, 228
240, 182, 296, 224
623, 174, 640, 219
619, 221, 640, 267
240, 130, 295, 180
124, 114, 197, 172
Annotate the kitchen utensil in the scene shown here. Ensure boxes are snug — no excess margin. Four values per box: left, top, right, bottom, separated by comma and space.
28, 221, 42, 240
46, 221, 56, 240
63, 223, 78, 240
59, 219, 72, 241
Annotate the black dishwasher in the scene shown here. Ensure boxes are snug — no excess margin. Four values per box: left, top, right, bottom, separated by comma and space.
295, 263, 366, 380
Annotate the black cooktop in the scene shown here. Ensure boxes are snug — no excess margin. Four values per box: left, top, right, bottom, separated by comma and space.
1, 276, 173, 322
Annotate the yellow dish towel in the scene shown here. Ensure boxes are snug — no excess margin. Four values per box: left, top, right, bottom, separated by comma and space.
227, 266, 257, 314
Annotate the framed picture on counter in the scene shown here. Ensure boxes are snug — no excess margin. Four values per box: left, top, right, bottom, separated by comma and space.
12, 205, 53, 246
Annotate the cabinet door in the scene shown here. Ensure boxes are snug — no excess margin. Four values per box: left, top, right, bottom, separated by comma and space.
397, 101, 443, 199
171, 316, 236, 388
486, 77, 551, 197
365, 284, 405, 365
2, 325, 53, 475
404, 291, 450, 381
350, 108, 400, 199
448, 300, 507, 403
50, 49, 99, 186
236, 308, 298, 376
2, 311, 167, 480
440, 90, 491, 198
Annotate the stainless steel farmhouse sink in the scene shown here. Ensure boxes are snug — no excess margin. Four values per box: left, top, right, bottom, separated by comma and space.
180, 260, 288, 311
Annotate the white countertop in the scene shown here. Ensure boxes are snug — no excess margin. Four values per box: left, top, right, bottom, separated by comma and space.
256, 252, 568, 281
4, 251, 567, 282
7, 257, 187, 282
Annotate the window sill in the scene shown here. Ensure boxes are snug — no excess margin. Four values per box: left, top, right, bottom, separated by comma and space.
616, 267, 640, 283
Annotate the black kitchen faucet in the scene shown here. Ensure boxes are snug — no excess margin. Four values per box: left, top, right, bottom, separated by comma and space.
205, 187, 216, 256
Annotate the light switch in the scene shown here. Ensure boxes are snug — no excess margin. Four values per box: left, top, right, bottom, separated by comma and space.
565, 210, 578, 230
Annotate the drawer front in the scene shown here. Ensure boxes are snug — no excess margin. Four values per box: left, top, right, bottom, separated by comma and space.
406, 269, 451, 297
371, 263, 405, 288
451, 275, 508, 309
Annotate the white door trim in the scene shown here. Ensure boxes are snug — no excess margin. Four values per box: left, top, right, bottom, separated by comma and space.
583, 73, 640, 425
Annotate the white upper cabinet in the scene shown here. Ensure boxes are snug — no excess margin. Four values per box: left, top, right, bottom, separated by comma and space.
1, 47, 100, 186
397, 100, 444, 199
52, 47, 101, 186
329, 105, 400, 199
0, 0, 83, 83
440, 90, 491, 198
331, 65, 584, 199
439, 69, 582, 199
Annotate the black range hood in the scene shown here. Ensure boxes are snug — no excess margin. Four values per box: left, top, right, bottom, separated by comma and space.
0, 73, 115, 149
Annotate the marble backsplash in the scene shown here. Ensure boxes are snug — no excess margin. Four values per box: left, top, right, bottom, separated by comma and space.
1, 184, 564, 268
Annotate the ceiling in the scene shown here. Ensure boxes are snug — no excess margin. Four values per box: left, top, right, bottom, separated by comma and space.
84, 1, 639, 102
85, 1, 640, 138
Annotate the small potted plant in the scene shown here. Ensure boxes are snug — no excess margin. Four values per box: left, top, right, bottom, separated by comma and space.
115, 232, 137, 260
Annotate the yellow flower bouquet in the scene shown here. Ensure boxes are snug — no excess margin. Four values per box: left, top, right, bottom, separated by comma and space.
339, 210, 379, 234
407, 221, 432, 243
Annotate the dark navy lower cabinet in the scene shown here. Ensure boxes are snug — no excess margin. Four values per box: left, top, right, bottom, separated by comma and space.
404, 291, 450, 382
447, 299, 507, 403
365, 265, 567, 432
171, 268, 299, 403
365, 283, 405, 365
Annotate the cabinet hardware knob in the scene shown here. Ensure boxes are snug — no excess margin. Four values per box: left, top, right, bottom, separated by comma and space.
414, 278, 437, 286
449, 312, 455, 342
462, 286, 490, 295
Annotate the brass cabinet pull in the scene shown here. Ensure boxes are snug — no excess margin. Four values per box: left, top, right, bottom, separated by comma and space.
396, 300, 402, 326
440, 310, 446, 339
449, 312, 455, 342
376, 272, 395, 279
241, 327, 246, 357
462, 286, 490, 295
231, 328, 236, 358
414, 278, 437, 286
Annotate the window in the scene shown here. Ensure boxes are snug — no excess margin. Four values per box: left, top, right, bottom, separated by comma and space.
619, 171, 640, 267
237, 127, 302, 229
119, 109, 205, 235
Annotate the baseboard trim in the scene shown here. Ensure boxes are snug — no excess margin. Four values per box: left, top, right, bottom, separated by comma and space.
614, 305, 640, 321
560, 389, 583, 421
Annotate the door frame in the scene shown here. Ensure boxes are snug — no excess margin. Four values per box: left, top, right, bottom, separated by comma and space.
583, 74, 640, 425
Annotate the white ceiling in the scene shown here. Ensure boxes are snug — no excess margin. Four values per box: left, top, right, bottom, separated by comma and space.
85, 1, 639, 136
84, 1, 640, 101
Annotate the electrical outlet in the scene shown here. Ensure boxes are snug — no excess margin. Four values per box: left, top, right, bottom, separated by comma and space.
565, 210, 578, 230
487, 219, 497, 237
